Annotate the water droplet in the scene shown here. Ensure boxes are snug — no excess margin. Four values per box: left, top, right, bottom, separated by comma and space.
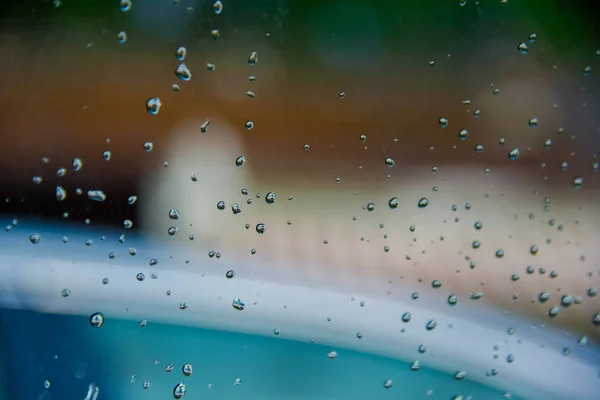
244, 120, 254, 130
248, 51, 258, 66
84, 190, 106, 203
402, 312, 411, 323
176, 46, 187, 61
61, 288, 70, 297
142, 142, 154, 152
235, 156, 246, 167
175, 64, 192, 81
458, 129, 468, 140
572, 176, 583, 189
583, 65, 592, 77
211, 29, 220, 40
495, 249, 504, 258
455, 371, 466, 380
367, 203, 375, 212
117, 31, 127, 43
431, 280, 442, 289
124, 220, 133, 229
182, 363, 193, 376
200, 120, 210, 133
90, 312, 104, 327
29, 233, 41, 244
127, 196, 137, 205
232, 298, 245, 311
226, 270, 235, 279
173, 383, 186, 399
458, 0, 467, 6
411, 292, 419, 300
32, 176, 43, 184
538, 291, 550, 303
588, 287, 597, 297
439, 117, 448, 128
168, 209, 180, 220
579, 336, 589, 346
529, 33, 537, 42
265, 192, 276, 204
472, 240, 481, 249
518, 42, 528, 54
475, 144, 484, 153
508, 148, 520, 160
425, 319, 437, 330
120, 0, 132, 12
146, 98, 162, 115
418, 198, 429, 208
411, 360, 421, 371
256, 223, 266, 234
327, 351, 338, 359
388, 197, 399, 210
548, 306, 560, 318
418, 344, 427, 353
217, 201, 226, 210
384, 157, 395, 167
383, 380, 393, 389
447, 294, 458, 306
528, 117, 538, 128
168, 226, 178, 236
56, 186, 67, 201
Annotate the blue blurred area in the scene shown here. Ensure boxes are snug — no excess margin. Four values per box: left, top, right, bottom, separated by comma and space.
0, 309, 517, 400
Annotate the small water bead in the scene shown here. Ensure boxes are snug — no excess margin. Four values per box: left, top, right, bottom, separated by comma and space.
72, 158, 83, 172
89, 312, 104, 327
538, 291, 550, 303
102, 150, 112, 161
473, 109, 481, 118
142, 381, 150, 389
561, 295, 573, 307
173, 383, 186, 399
593, 313, 600, 326
61, 289, 70, 297
447, 294, 458, 306
402, 312, 411, 322
235, 156, 246, 167
431, 280, 442, 289
128, 196, 137, 205
182, 363, 193, 376
548, 306, 560, 318
472, 240, 481, 249
572, 176, 583, 189
146, 98, 162, 115
412, 292, 419, 299
508, 148, 520, 161
172, 84, 180, 92
248, 51, 258, 66
225, 270, 235, 279
439, 117, 448, 128
136, 273, 145, 281
411, 360, 421, 371
117, 31, 127, 44
175, 64, 192, 81
511, 274, 520, 281
583, 65, 592, 77
29, 233, 41, 244
56, 186, 67, 201
455, 371, 466, 380
549, 270, 558, 278
418, 344, 427, 354
528, 117, 538, 128
176, 46, 187, 61
142, 142, 154, 152
425, 319, 437, 330
458, 129, 468, 140
56, 167, 67, 177
470, 292, 483, 300
475, 144, 484, 153
367, 203, 375, 212
384, 157, 395, 167
200, 120, 210, 133
245, 121, 254, 130
212, 1, 223, 14
506, 353, 515, 363
495, 249, 504, 258
265, 192, 276, 204
124, 219, 133, 229
588, 287, 597, 297
211, 29, 220, 40
256, 223, 266, 234
168, 209, 180, 220
579, 336, 589, 346
32, 176, 43, 184
518, 42, 528, 54
120, 0, 132, 12
168, 226, 178, 236
418, 198, 429, 208
383, 380, 393, 389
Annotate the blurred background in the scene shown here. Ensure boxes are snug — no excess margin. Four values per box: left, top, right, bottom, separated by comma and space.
1, 0, 600, 399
